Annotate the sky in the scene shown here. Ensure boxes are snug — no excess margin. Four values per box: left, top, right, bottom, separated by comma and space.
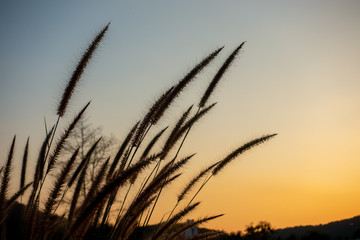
1, 0, 360, 233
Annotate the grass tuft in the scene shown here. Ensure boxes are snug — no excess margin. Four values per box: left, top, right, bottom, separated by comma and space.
0, 24, 276, 240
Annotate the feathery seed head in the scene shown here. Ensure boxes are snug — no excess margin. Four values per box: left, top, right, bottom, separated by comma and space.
0, 136, 16, 214
57, 24, 109, 117
199, 42, 245, 108
212, 133, 277, 176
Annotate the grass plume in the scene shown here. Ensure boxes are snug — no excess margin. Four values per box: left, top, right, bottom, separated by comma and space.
20, 137, 29, 193
152, 202, 200, 240
151, 47, 223, 125
107, 121, 139, 180
0, 136, 16, 220
212, 134, 277, 176
199, 42, 245, 108
43, 148, 79, 219
178, 161, 219, 203
57, 24, 109, 117
46, 102, 90, 175
68, 138, 102, 224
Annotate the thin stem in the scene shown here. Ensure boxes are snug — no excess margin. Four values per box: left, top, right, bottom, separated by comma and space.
173, 107, 201, 160
44, 117, 50, 148
53, 185, 69, 215
143, 178, 162, 226
136, 157, 162, 201
150, 211, 171, 240
106, 125, 153, 234
126, 124, 152, 169
142, 159, 163, 227
117, 183, 131, 219
165, 201, 179, 222
101, 144, 137, 227
187, 174, 212, 207
34, 116, 61, 207
45, 116, 60, 164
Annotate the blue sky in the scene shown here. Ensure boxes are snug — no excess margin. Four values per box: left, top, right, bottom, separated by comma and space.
1, 1, 360, 232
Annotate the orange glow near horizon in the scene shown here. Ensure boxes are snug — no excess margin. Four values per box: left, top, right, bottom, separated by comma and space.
1, 1, 360, 235
145, 106, 360, 233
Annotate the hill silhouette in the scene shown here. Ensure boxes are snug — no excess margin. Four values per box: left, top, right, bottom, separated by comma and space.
274, 215, 360, 239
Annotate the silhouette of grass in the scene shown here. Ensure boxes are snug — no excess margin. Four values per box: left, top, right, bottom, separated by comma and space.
0, 24, 276, 240
57, 24, 109, 118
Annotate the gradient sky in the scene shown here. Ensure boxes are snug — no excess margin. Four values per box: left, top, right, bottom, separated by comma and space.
1, 1, 360, 233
